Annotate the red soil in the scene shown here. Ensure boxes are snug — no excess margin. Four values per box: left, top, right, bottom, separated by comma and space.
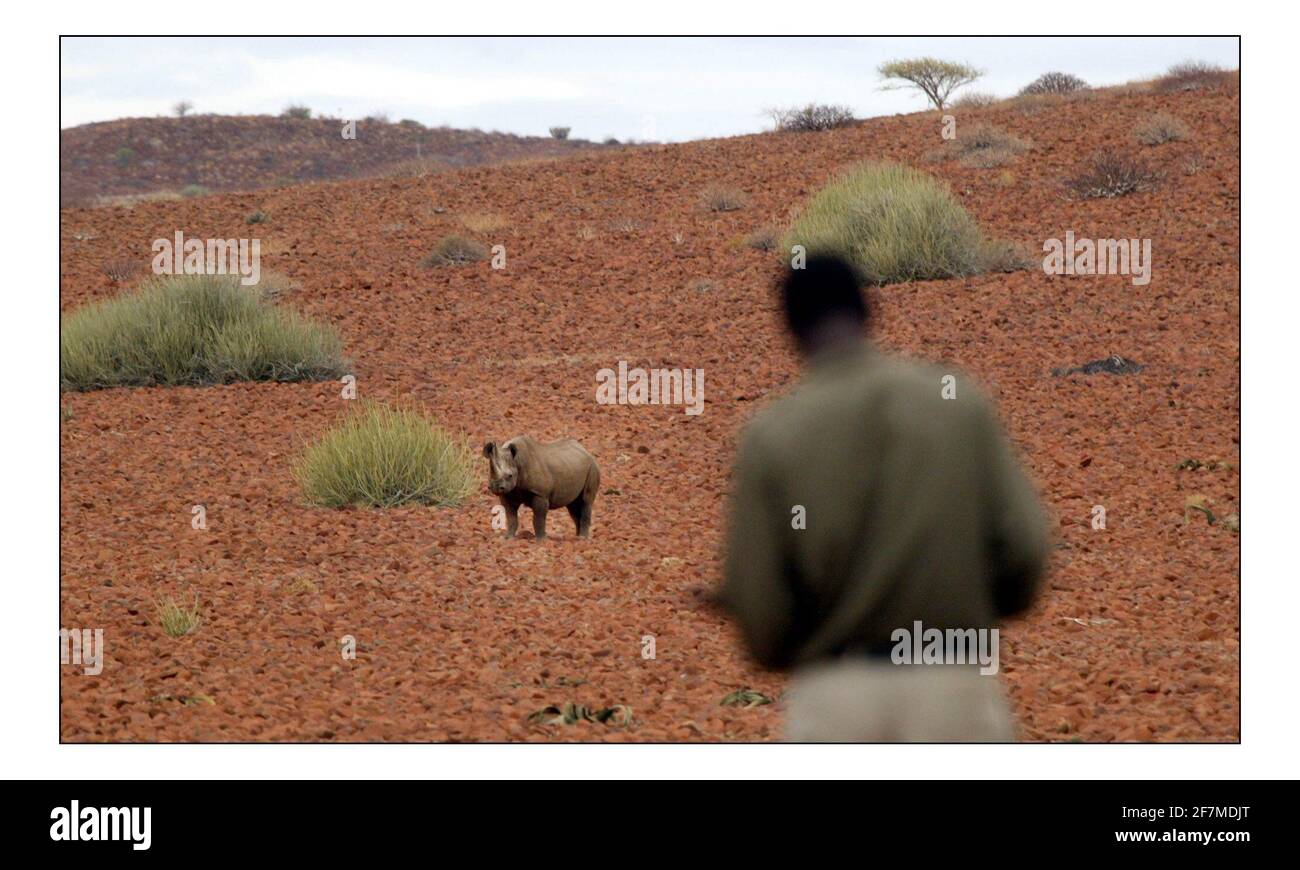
59, 83, 1240, 742
60, 114, 612, 206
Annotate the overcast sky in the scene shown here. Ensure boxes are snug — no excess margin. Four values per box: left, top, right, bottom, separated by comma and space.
60, 36, 1239, 141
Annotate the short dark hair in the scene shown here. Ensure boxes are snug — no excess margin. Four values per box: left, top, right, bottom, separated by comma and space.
778, 254, 868, 340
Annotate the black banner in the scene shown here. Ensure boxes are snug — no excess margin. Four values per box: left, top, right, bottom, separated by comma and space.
8, 779, 1270, 855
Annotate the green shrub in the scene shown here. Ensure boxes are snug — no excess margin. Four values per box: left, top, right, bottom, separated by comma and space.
60, 273, 349, 391
782, 162, 1022, 285
549, 126, 571, 140
281, 104, 312, 119
246, 210, 270, 224
293, 401, 478, 508
420, 234, 489, 266
113, 146, 137, 167
179, 184, 210, 198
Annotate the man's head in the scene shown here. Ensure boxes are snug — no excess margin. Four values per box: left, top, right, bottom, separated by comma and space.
778, 255, 868, 355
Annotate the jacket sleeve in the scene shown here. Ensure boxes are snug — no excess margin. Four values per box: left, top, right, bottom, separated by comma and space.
979, 402, 1050, 618
720, 426, 797, 669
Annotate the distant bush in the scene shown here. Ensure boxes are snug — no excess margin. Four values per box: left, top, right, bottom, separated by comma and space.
1134, 112, 1191, 145
951, 91, 999, 110
700, 184, 749, 212
743, 227, 779, 250
549, 126, 571, 140
1064, 150, 1162, 199
603, 136, 620, 145
928, 123, 1029, 168
179, 184, 210, 198
60, 273, 349, 391
172, 100, 193, 118
1019, 72, 1088, 96
421, 234, 489, 266
281, 104, 312, 119
293, 401, 478, 508
878, 58, 983, 110
782, 162, 1024, 286
113, 146, 136, 167
1156, 61, 1234, 93
246, 210, 270, 224
768, 104, 856, 132
101, 257, 141, 283
365, 111, 391, 124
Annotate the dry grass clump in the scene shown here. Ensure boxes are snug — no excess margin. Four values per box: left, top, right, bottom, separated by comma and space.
1064, 150, 1163, 199
156, 593, 202, 638
1155, 61, 1236, 93
929, 124, 1030, 168
293, 401, 478, 509
60, 273, 349, 391
102, 257, 142, 283
743, 227, 779, 250
783, 161, 1026, 286
458, 212, 506, 234
700, 184, 749, 212
951, 91, 999, 110
93, 191, 183, 209
1134, 112, 1191, 145
421, 234, 489, 266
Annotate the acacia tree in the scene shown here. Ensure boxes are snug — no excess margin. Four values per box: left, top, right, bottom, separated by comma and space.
878, 58, 983, 110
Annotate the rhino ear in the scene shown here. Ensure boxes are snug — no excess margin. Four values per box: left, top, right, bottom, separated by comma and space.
508, 443, 517, 457
482, 441, 495, 458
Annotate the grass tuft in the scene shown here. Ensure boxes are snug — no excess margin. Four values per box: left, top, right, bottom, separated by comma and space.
156, 593, 202, 637
293, 401, 478, 509
782, 161, 1025, 286
60, 273, 348, 392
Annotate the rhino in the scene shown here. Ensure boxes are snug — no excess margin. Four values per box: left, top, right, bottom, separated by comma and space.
483, 436, 600, 539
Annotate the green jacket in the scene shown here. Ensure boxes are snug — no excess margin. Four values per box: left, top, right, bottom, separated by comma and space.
721, 342, 1049, 670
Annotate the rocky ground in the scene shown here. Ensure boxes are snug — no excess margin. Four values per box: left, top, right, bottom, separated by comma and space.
59, 81, 1240, 741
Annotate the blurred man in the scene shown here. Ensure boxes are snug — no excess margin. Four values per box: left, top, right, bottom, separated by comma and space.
720, 255, 1049, 741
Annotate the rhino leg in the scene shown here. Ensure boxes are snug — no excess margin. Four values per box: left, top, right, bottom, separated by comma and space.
530, 495, 549, 540
567, 500, 592, 537
567, 499, 593, 538
501, 499, 519, 538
